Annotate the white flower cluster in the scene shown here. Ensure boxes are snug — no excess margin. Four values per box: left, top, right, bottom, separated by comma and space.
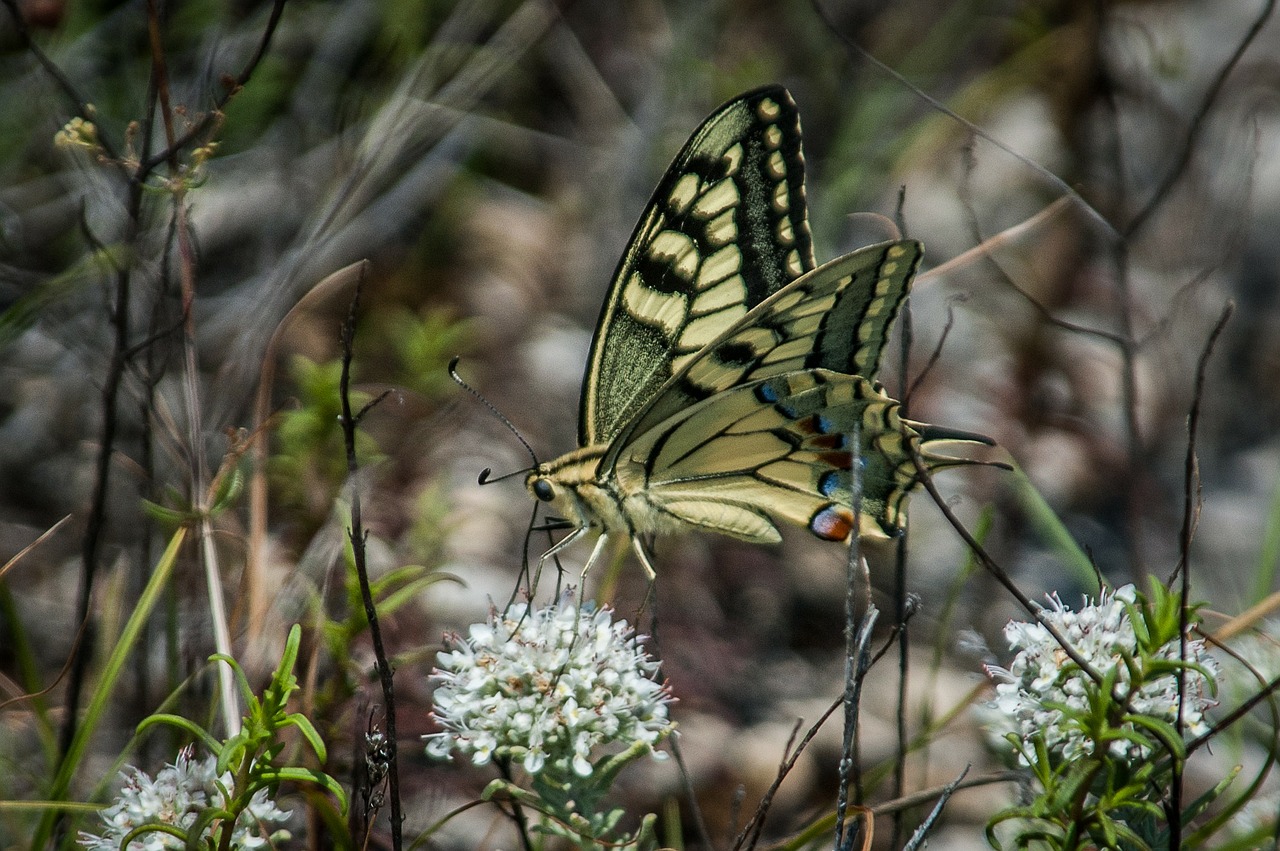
425, 601, 674, 776
79, 747, 291, 850
985, 585, 1216, 764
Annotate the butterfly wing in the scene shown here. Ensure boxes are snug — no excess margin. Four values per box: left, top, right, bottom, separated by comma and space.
580, 86, 816, 447
615, 370, 941, 542
601, 239, 921, 471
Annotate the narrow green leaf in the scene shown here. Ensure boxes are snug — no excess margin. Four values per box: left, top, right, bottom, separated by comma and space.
284, 712, 328, 763
1252, 473, 1280, 602
135, 714, 222, 755
34, 527, 187, 846
1009, 464, 1097, 587
258, 767, 348, 811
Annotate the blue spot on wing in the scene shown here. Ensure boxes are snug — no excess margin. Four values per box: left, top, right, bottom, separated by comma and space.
755, 379, 802, 417
755, 381, 781, 403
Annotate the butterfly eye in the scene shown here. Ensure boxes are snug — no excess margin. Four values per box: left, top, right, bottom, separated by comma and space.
532, 479, 555, 502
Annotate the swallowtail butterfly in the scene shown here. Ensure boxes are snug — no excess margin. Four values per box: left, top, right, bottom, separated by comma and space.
524, 86, 977, 577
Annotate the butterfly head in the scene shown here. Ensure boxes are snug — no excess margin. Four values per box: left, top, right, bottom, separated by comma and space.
523, 447, 616, 532
525, 462, 583, 521
527, 471, 557, 504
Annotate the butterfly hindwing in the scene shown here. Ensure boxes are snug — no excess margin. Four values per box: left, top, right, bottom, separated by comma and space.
602, 240, 921, 471
580, 86, 816, 447
616, 370, 926, 542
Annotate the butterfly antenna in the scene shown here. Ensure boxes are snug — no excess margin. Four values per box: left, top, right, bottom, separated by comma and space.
449, 356, 541, 482
506, 501, 542, 610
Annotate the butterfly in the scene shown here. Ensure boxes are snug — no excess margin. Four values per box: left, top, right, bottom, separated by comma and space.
523, 86, 980, 579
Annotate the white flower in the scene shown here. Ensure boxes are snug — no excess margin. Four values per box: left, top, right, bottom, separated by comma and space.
983, 585, 1217, 765
78, 747, 291, 850
425, 600, 675, 776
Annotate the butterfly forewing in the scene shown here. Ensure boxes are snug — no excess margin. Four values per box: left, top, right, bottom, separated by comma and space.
580, 86, 816, 447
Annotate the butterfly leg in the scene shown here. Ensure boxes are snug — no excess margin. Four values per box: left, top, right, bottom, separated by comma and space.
534, 524, 590, 592
575, 532, 614, 602
631, 537, 658, 581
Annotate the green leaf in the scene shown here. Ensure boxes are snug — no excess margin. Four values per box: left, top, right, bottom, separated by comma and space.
33, 528, 187, 847
257, 767, 349, 812
1008, 463, 1097, 587
134, 714, 223, 755
284, 712, 328, 763
1123, 715, 1185, 759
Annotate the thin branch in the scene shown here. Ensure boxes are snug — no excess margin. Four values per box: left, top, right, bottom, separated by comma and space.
338, 265, 403, 850
1124, 0, 1276, 237
0, 615, 88, 712
1213, 589, 1280, 643
1172, 305, 1233, 587
904, 304, 956, 409
138, 0, 289, 178
871, 770, 1024, 816
902, 766, 969, 851
836, 607, 879, 851
0, 516, 72, 583
1193, 627, 1280, 759
919, 198, 1073, 282
890, 543, 908, 851
738, 696, 847, 851
1190, 671, 1280, 752
1166, 301, 1233, 847
892, 193, 913, 851
0, 0, 122, 162
810, 0, 1122, 246
731, 720, 803, 851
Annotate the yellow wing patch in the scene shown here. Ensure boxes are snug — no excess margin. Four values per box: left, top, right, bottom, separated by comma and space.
616, 370, 933, 543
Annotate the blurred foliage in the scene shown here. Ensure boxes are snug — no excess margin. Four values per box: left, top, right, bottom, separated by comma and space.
407, 478, 451, 565
314, 529, 452, 712
381, 306, 471, 400
271, 354, 383, 521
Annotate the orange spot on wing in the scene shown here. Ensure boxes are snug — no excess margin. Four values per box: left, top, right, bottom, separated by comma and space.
810, 505, 853, 541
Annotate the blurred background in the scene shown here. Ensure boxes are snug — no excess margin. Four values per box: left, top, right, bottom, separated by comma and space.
0, 0, 1276, 847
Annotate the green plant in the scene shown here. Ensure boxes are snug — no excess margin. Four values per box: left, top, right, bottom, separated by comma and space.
983, 581, 1219, 850
272, 355, 384, 520
87, 624, 349, 850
